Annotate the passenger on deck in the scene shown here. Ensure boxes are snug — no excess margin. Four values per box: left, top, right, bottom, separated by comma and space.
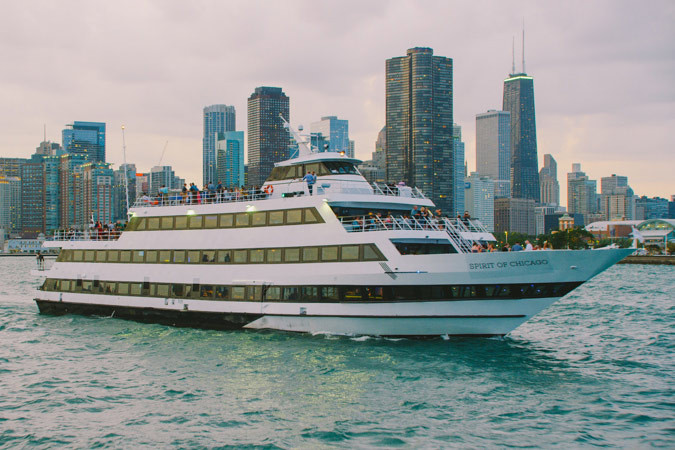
303, 171, 315, 195
512, 242, 524, 252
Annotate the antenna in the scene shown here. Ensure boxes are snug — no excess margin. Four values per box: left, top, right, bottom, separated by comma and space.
121, 125, 130, 216
158, 140, 168, 166
522, 19, 526, 74
511, 36, 516, 75
278, 113, 312, 157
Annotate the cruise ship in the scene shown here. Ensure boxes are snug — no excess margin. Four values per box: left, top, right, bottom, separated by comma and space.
34, 126, 632, 337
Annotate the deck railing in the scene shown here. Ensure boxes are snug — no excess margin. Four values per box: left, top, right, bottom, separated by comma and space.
131, 182, 428, 208
49, 230, 123, 241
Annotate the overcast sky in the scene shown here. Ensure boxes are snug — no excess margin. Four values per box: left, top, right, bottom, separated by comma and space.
1, 0, 673, 206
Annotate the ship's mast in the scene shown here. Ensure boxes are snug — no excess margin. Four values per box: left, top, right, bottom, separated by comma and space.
279, 113, 313, 157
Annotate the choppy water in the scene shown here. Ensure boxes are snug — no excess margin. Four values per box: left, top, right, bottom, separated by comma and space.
0, 257, 673, 448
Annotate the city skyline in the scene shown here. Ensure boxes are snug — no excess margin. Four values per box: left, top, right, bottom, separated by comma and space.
0, 1, 672, 205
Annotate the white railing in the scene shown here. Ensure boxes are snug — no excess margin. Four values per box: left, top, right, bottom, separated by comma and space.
339, 215, 489, 253
49, 229, 123, 241
131, 182, 428, 209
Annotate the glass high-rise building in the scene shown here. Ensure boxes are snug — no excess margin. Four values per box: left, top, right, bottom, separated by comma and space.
475, 110, 511, 198
385, 47, 454, 213
20, 162, 45, 238
203, 105, 236, 186
247, 87, 290, 186
453, 124, 465, 216
567, 163, 598, 224
216, 131, 245, 188
503, 72, 539, 202
62, 121, 106, 163
310, 116, 350, 156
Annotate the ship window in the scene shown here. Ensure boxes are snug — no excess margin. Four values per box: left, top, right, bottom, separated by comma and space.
95, 251, 106, 262
304, 208, 320, 223
84, 250, 95, 262
231, 286, 245, 300
43, 279, 56, 291
235, 213, 250, 227
204, 215, 218, 229
62, 250, 73, 262
247, 286, 262, 301
342, 286, 364, 301
132, 250, 145, 263
147, 217, 160, 230
497, 286, 511, 297
302, 247, 319, 262
117, 282, 129, 295
321, 245, 338, 261
266, 248, 282, 263
186, 250, 200, 263
233, 250, 247, 263
392, 286, 416, 300
56, 251, 66, 262
265, 286, 281, 301
107, 250, 119, 262
202, 250, 216, 263
72, 250, 83, 262
125, 217, 140, 231
250, 249, 265, 263
251, 212, 266, 226
158, 250, 171, 263
171, 284, 184, 297
321, 286, 339, 301
145, 250, 158, 263
173, 250, 186, 263
284, 248, 300, 262
286, 209, 302, 224
341, 245, 359, 261
268, 211, 284, 225
219, 214, 233, 228
305, 163, 320, 174
217, 250, 231, 263
200, 285, 214, 299
155, 284, 169, 297
175, 216, 188, 229
142, 281, 150, 295
301, 286, 319, 302
62, 280, 72, 291
82, 280, 93, 293
215, 286, 229, 300
136, 218, 147, 230
160, 216, 174, 229
363, 244, 383, 261
283, 287, 299, 301
189, 215, 203, 229
120, 251, 131, 263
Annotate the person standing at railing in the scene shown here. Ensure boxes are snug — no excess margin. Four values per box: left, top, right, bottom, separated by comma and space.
303, 171, 315, 195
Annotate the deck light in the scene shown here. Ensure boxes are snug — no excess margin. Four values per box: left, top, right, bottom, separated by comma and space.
187, 210, 195, 216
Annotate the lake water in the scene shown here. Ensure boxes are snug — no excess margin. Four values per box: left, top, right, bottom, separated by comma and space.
1, 257, 673, 448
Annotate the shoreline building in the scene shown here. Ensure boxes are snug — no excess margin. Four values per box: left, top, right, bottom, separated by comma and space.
216, 131, 245, 188
494, 197, 536, 235
539, 154, 560, 206
385, 47, 454, 213
453, 124, 466, 217
247, 87, 290, 186
475, 110, 511, 199
310, 116, 350, 156
600, 174, 634, 221
464, 172, 495, 232
0, 176, 21, 237
567, 163, 598, 227
62, 121, 106, 163
202, 105, 236, 186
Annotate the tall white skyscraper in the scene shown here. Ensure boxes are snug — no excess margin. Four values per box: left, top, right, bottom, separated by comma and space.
476, 110, 511, 198
310, 116, 350, 156
464, 172, 495, 231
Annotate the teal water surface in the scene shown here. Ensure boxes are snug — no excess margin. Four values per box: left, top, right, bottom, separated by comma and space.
1, 257, 673, 448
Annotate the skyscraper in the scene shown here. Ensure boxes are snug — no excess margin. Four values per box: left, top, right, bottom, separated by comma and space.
203, 105, 236, 186
81, 162, 114, 225
539, 154, 560, 206
600, 174, 634, 220
62, 121, 106, 163
503, 63, 539, 202
216, 131, 245, 188
0, 176, 21, 236
567, 163, 598, 224
310, 116, 350, 156
464, 172, 495, 231
386, 47, 454, 213
453, 124, 465, 216
475, 110, 511, 198
247, 87, 290, 186
20, 161, 45, 238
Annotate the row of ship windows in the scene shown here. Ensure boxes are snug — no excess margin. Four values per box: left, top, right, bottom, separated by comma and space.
126, 207, 323, 231
56, 244, 385, 264
42, 279, 580, 302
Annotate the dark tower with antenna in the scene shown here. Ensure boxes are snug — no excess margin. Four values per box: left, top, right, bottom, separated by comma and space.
503, 25, 540, 202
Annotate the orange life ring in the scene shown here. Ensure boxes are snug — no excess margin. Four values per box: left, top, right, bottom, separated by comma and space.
264, 185, 274, 194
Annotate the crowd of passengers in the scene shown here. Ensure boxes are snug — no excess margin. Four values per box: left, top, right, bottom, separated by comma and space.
55, 220, 126, 240
347, 208, 482, 231
470, 240, 553, 253
140, 182, 269, 206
